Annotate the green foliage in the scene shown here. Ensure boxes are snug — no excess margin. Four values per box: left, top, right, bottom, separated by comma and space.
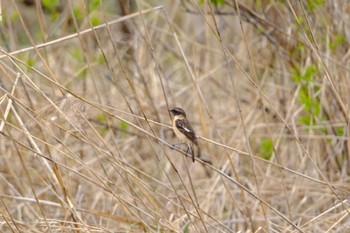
89, 0, 101, 12
255, 0, 262, 8
199, 0, 224, 7
119, 121, 129, 131
211, 0, 224, 6
292, 65, 317, 83
71, 48, 83, 62
336, 127, 344, 136
50, 12, 60, 21
77, 68, 88, 80
296, 42, 306, 55
10, 10, 20, 22
41, 0, 60, 21
329, 34, 345, 51
71, 48, 88, 80
299, 88, 320, 115
97, 53, 105, 65
118, 121, 129, 138
294, 15, 312, 38
41, 0, 60, 12
338, 153, 345, 164
0, 9, 18, 28
306, 0, 324, 11
97, 113, 106, 123
73, 7, 84, 25
26, 57, 35, 67
65, 81, 72, 90
96, 113, 108, 135
90, 15, 101, 26
291, 64, 322, 126
257, 25, 265, 33
183, 221, 190, 233
260, 138, 274, 160
290, 42, 306, 61
296, 15, 303, 26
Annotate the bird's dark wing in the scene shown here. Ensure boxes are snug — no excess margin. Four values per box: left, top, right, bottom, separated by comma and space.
175, 119, 198, 145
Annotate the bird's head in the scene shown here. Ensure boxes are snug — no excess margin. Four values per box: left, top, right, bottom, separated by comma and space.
169, 107, 186, 117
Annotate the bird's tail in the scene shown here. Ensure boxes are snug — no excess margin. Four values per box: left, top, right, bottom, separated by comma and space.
190, 142, 201, 163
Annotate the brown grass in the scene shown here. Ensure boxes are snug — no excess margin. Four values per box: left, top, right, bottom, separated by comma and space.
1, 0, 350, 232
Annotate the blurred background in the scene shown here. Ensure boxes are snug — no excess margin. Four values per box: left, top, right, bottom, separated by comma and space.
0, 0, 350, 232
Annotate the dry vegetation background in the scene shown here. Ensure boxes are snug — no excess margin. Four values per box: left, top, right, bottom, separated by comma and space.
1, 0, 350, 232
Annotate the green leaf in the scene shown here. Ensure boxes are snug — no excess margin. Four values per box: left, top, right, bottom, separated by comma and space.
296, 16, 303, 25
304, 65, 316, 81
97, 113, 106, 123
329, 34, 344, 51
96, 114, 108, 135
90, 15, 101, 26
26, 58, 35, 67
210, 0, 225, 6
11, 10, 20, 22
120, 121, 129, 131
260, 138, 273, 160
202, 0, 225, 7
89, 0, 101, 12
97, 53, 105, 65
183, 221, 190, 233
291, 67, 301, 82
71, 48, 83, 62
77, 68, 88, 80
118, 121, 129, 138
307, 0, 324, 11
73, 7, 84, 25
299, 89, 312, 110
313, 100, 321, 116
299, 115, 312, 125
336, 127, 344, 136
41, 0, 60, 12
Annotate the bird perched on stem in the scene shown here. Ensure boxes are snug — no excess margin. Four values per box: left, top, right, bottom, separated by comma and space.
169, 107, 200, 162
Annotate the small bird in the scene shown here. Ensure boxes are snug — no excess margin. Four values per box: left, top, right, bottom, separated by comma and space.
169, 107, 200, 162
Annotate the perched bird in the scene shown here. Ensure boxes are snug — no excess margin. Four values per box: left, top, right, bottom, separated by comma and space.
169, 107, 200, 162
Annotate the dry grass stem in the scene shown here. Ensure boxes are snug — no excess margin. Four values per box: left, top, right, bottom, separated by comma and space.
0, 1, 350, 232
